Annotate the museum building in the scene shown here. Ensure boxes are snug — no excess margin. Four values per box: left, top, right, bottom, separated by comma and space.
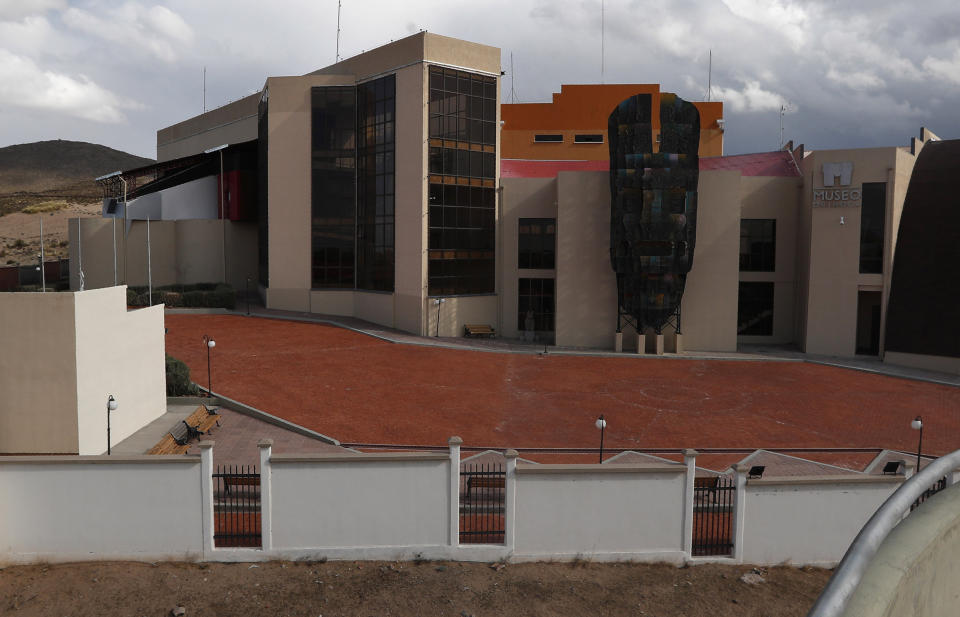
85, 32, 952, 368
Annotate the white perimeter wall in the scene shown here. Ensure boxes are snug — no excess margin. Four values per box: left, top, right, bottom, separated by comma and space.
74, 287, 167, 454
270, 455, 450, 549
514, 466, 686, 559
0, 458, 204, 562
740, 479, 900, 565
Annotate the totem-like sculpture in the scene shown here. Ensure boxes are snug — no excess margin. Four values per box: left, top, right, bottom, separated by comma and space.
608, 93, 699, 333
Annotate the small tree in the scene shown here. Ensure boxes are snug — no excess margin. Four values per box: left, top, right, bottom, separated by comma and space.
165, 354, 198, 396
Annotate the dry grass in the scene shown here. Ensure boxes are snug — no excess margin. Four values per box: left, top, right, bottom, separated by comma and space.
22, 200, 68, 214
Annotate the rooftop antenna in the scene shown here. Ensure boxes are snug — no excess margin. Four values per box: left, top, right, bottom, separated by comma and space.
509, 53, 518, 104
336, 0, 342, 62
779, 103, 793, 149
707, 49, 712, 101
203, 66, 206, 113
601, 0, 605, 83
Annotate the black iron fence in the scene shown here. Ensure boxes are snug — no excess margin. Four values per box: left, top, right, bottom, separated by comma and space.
910, 475, 948, 511
692, 474, 736, 556
213, 464, 261, 548
459, 463, 505, 544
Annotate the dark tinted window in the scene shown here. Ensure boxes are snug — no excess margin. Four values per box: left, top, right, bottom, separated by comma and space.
518, 218, 556, 269
739, 219, 776, 272
574, 134, 604, 143
859, 182, 886, 274
534, 134, 563, 142
518, 277, 555, 344
738, 282, 774, 335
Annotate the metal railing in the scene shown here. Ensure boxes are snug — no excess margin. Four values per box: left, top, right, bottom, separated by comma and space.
807, 449, 960, 617
692, 474, 736, 556
459, 463, 505, 544
213, 464, 262, 548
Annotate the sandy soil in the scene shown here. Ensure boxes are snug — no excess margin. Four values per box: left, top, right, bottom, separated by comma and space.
0, 201, 100, 265
0, 560, 830, 617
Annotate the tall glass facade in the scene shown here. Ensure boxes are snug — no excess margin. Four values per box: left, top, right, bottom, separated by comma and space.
257, 91, 269, 287
311, 87, 356, 289
427, 65, 497, 296
859, 182, 886, 274
356, 75, 396, 291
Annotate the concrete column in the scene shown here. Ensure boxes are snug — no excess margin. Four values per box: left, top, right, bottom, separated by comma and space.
731, 463, 749, 562
448, 436, 463, 548
198, 440, 214, 558
674, 333, 684, 354
504, 448, 519, 553
904, 462, 916, 479
614, 331, 623, 353
258, 439, 273, 552
682, 449, 698, 558
655, 333, 664, 355
636, 333, 645, 355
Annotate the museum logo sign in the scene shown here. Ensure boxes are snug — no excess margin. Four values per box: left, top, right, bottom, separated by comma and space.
813, 161, 861, 208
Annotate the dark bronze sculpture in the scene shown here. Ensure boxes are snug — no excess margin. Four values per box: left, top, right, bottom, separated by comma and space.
608, 93, 700, 332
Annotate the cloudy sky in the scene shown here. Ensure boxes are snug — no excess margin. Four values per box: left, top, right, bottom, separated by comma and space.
2, 0, 959, 159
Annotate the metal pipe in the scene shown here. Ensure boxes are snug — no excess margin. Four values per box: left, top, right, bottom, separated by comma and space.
39, 216, 45, 292
807, 448, 960, 617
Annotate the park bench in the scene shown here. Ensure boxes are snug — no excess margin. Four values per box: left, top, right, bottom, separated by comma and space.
146, 406, 221, 455
463, 324, 496, 338
223, 475, 260, 494
466, 475, 505, 500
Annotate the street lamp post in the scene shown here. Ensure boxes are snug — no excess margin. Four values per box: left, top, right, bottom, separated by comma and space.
596, 415, 607, 463
911, 415, 923, 472
203, 335, 216, 397
246, 277, 251, 316
106, 395, 118, 455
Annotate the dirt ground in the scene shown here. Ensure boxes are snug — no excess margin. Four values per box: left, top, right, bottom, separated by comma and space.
0, 201, 100, 265
0, 560, 830, 617
164, 314, 960, 462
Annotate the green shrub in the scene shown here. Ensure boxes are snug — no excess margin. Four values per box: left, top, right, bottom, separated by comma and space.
165, 354, 198, 396
126, 284, 235, 309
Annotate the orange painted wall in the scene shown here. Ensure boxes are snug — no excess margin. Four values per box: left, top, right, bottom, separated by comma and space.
502, 84, 723, 160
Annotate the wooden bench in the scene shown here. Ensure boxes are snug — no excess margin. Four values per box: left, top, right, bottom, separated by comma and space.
463, 324, 496, 338
223, 475, 260, 494
466, 475, 505, 500
147, 406, 221, 455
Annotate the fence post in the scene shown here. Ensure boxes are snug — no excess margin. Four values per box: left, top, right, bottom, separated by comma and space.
199, 440, 215, 559
258, 439, 273, 552
731, 463, 748, 562
448, 436, 462, 548
504, 449, 519, 553
682, 449, 698, 558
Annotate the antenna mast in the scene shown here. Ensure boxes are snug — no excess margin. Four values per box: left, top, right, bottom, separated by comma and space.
510, 53, 518, 104
601, 0, 605, 83
780, 104, 786, 149
707, 50, 712, 101
336, 0, 342, 62
203, 66, 206, 113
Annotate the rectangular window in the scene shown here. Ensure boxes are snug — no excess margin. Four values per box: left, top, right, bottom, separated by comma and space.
518, 277, 555, 344
859, 182, 886, 274
574, 134, 604, 143
427, 66, 497, 296
534, 134, 563, 143
518, 218, 556, 269
738, 282, 774, 336
356, 74, 395, 292
739, 219, 776, 272
311, 86, 356, 289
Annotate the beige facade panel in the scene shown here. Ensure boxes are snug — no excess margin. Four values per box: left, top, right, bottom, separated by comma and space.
427, 295, 499, 338
157, 93, 260, 162
0, 292, 79, 453
883, 351, 960, 375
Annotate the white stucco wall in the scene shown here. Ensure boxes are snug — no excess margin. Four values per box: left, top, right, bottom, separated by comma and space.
513, 466, 686, 559
0, 458, 204, 562
740, 479, 901, 565
73, 287, 167, 455
269, 455, 450, 549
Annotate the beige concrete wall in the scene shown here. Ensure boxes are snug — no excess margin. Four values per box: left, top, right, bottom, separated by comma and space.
801, 148, 899, 356
71, 218, 255, 291
264, 74, 353, 312
738, 176, 803, 345
73, 287, 166, 455
499, 177, 557, 339
555, 171, 618, 348
883, 351, 960, 375
842, 482, 960, 617
157, 93, 260, 162
680, 170, 741, 352
0, 292, 79, 454
392, 63, 426, 334
354, 291, 395, 328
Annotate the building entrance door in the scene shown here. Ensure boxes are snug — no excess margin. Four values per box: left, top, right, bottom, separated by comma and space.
856, 291, 882, 355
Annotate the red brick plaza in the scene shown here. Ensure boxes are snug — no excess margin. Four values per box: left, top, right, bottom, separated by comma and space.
165, 315, 960, 463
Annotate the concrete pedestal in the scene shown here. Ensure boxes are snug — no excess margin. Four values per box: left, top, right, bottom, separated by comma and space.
674, 333, 684, 354
655, 333, 664, 355
635, 333, 645, 355
614, 331, 623, 353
